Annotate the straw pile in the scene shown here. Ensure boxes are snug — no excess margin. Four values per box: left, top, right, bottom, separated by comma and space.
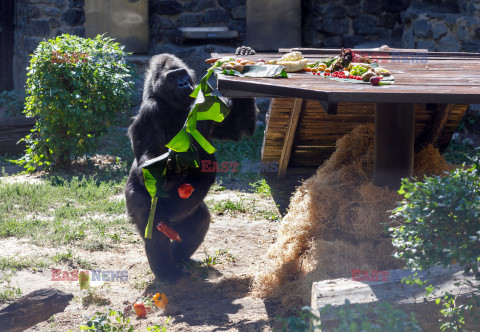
252, 123, 455, 308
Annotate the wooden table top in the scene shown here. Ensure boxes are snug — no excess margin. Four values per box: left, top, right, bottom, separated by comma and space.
213, 49, 480, 104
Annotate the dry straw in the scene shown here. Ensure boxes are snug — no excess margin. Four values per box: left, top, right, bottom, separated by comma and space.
251, 123, 455, 310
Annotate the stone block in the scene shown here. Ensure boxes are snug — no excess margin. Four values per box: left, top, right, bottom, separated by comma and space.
184, 0, 216, 12
68, 0, 84, 8
461, 40, 480, 52
55, 0, 65, 8
322, 35, 343, 47
456, 22, 468, 40
315, 17, 350, 35
72, 26, 85, 37
151, 1, 183, 16
175, 13, 203, 27
361, 0, 383, 16
204, 9, 229, 24
402, 27, 415, 48
438, 34, 461, 51
230, 6, 246, 19
353, 14, 379, 35
28, 20, 51, 37
45, 7, 60, 16
413, 18, 433, 38
49, 17, 60, 28
383, 0, 410, 13
151, 15, 174, 29
433, 22, 448, 39
416, 38, 436, 50
61, 8, 85, 26
318, 3, 347, 19
218, 0, 245, 10
28, 5, 41, 19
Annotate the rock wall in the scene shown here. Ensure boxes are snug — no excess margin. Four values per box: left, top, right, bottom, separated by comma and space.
149, 0, 246, 46
303, 0, 480, 52
402, 0, 480, 51
13, 0, 85, 90
302, 0, 411, 48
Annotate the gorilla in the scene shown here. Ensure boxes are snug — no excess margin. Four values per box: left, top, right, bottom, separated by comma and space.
125, 53, 257, 280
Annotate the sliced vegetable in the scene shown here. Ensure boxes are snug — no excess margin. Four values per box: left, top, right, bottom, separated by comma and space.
153, 293, 169, 309
156, 222, 182, 242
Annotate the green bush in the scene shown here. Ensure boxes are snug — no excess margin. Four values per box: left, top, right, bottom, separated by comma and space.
390, 156, 480, 330
18, 34, 134, 170
390, 158, 480, 273
280, 302, 422, 331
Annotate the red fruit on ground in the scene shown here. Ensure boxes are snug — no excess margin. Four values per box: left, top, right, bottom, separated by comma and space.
178, 183, 194, 199
133, 301, 147, 318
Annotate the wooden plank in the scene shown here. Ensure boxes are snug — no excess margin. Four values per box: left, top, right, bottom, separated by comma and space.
0, 288, 73, 332
277, 98, 305, 178
426, 104, 454, 145
311, 265, 479, 331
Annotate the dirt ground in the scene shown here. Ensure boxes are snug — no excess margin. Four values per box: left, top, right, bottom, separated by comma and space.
0, 175, 291, 332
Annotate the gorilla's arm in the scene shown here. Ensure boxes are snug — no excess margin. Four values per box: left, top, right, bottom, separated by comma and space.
128, 98, 167, 166
212, 98, 257, 141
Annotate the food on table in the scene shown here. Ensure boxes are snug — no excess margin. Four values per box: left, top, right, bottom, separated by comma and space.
276, 51, 308, 72
370, 76, 381, 86
331, 48, 353, 72
361, 71, 376, 82
349, 64, 369, 76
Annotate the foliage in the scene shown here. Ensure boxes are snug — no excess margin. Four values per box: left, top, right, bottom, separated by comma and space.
390, 155, 480, 330
74, 308, 171, 331
0, 90, 24, 117
279, 302, 422, 332
390, 158, 480, 273
250, 179, 272, 197
17, 34, 134, 170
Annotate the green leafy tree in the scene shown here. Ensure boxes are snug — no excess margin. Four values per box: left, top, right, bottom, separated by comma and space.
390, 155, 480, 330
18, 34, 134, 170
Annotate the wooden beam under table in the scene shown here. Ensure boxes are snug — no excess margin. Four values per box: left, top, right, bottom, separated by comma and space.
277, 98, 305, 178
374, 103, 415, 189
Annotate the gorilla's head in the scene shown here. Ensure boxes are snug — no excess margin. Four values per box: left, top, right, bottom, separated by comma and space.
144, 54, 196, 109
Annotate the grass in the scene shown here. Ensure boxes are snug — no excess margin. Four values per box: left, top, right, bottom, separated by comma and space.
0, 175, 130, 248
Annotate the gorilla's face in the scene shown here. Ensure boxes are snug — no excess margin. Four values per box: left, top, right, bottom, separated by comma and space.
148, 55, 196, 109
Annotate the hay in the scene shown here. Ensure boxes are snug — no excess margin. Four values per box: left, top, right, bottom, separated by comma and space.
252, 123, 455, 309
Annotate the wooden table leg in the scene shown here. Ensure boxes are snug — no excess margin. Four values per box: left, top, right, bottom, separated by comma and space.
374, 103, 415, 189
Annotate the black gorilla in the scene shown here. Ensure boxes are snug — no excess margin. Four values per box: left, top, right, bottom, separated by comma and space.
125, 54, 257, 280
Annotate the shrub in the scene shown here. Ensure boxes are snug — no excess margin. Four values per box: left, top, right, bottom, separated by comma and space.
390, 158, 480, 273
390, 155, 480, 330
18, 34, 134, 170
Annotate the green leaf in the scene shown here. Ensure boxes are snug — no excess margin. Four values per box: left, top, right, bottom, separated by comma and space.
190, 129, 216, 154
175, 147, 199, 168
145, 197, 158, 239
165, 127, 191, 152
213, 65, 288, 78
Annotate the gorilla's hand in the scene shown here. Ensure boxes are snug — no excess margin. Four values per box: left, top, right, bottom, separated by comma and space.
235, 46, 256, 55
164, 156, 189, 191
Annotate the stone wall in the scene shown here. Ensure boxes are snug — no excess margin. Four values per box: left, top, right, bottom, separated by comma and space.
402, 0, 480, 51
149, 0, 246, 46
302, 0, 411, 48
13, 0, 85, 90
303, 0, 480, 52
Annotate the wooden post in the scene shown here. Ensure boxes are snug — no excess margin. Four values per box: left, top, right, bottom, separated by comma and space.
374, 103, 415, 189
277, 98, 304, 178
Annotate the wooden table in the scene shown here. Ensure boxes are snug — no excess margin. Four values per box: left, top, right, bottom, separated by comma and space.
213, 49, 480, 188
